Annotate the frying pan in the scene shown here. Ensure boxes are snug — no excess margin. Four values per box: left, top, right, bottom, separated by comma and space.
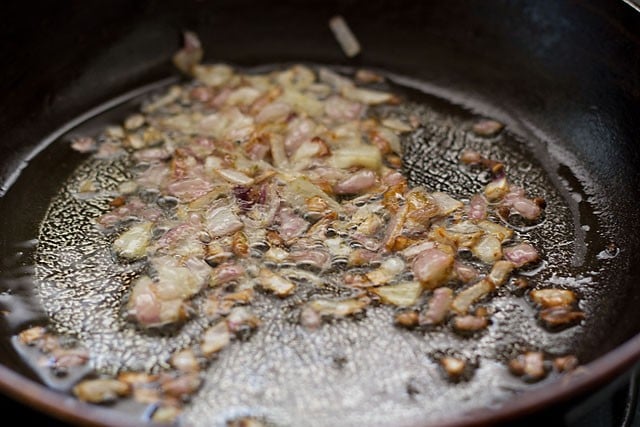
1, 0, 640, 426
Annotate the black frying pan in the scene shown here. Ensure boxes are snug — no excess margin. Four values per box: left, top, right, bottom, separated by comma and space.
0, 0, 639, 426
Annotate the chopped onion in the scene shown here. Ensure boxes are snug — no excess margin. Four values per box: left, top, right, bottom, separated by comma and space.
484, 177, 509, 201
207, 205, 244, 238
371, 281, 422, 307
487, 260, 515, 286
471, 235, 502, 264
451, 279, 495, 314
172, 31, 203, 75
477, 220, 513, 242
73, 379, 130, 403
331, 145, 382, 170
328, 15, 361, 58
342, 86, 393, 105
366, 257, 405, 286
530, 288, 576, 307
258, 268, 297, 297
201, 321, 231, 356
256, 102, 291, 124
504, 243, 539, 267
193, 64, 234, 87
334, 169, 377, 195
412, 248, 454, 289
431, 192, 463, 215
381, 118, 412, 132
421, 287, 453, 325
308, 297, 368, 317
113, 222, 152, 260
216, 169, 255, 185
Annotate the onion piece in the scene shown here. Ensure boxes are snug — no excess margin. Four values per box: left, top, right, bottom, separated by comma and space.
530, 289, 576, 308
509, 352, 547, 381
128, 276, 161, 326
355, 69, 384, 84
318, 67, 353, 91
172, 31, 203, 75
431, 192, 463, 215
226, 306, 261, 335
73, 379, 130, 403
342, 85, 393, 105
154, 257, 204, 299
282, 176, 342, 212
441, 357, 467, 379
485, 177, 509, 201
334, 170, 377, 195
412, 248, 454, 289
477, 220, 513, 242
472, 119, 504, 137
366, 257, 405, 286
468, 194, 488, 220
487, 260, 515, 286
227, 87, 262, 106
216, 169, 255, 185
167, 177, 214, 202
421, 287, 453, 325
471, 235, 503, 264
371, 281, 422, 307
452, 314, 488, 332
454, 261, 479, 283
170, 349, 200, 373
201, 321, 231, 356
207, 205, 244, 238
325, 96, 363, 121
381, 118, 412, 132
258, 268, 296, 297
451, 279, 495, 314
539, 306, 585, 328
401, 241, 436, 260
394, 310, 419, 328
331, 145, 382, 170
113, 222, 152, 260
373, 126, 402, 155
192, 64, 234, 87
452, 315, 488, 332
256, 102, 292, 124
504, 243, 539, 267
328, 15, 361, 58
308, 297, 368, 317
511, 197, 542, 221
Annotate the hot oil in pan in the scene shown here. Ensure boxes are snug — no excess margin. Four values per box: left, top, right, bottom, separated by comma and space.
0, 66, 621, 426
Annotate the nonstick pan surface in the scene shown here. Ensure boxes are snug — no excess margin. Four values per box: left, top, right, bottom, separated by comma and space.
0, 1, 639, 426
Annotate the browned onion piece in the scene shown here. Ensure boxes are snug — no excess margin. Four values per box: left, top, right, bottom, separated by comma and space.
539, 306, 585, 328
530, 288, 576, 308
451, 279, 494, 314
452, 315, 488, 332
472, 119, 504, 137
508, 351, 547, 381
440, 356, 466, 379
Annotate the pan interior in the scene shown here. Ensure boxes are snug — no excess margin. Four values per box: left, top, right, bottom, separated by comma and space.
0, 64, 624, 427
